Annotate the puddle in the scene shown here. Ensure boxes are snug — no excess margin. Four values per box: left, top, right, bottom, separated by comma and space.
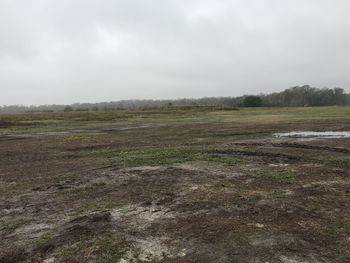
274, 131, 350, 140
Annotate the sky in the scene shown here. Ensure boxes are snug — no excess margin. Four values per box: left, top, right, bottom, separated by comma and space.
1, 0, 350, 105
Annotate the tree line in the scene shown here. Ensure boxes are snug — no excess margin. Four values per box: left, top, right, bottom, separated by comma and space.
1, 85, 349, 113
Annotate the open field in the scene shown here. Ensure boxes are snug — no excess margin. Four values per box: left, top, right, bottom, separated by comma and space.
1, 107, 350, 263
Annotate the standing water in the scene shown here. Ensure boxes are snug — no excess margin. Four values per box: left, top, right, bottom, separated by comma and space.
274, 131, 350, 139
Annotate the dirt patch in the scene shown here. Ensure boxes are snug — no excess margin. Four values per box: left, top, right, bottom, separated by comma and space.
111, 203, 176, 230
1, 212, 113, 262
302, 179, 349, 188
210, 149, 301, 161
232, 142, 350, 154
11, 223, 52, 239
102, 124, 164, 132
0, 135, 32, 141
1, 109, 350, 262
133, 237, 171, 261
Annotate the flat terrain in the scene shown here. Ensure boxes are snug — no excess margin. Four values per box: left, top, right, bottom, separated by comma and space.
0, 107, 350, 263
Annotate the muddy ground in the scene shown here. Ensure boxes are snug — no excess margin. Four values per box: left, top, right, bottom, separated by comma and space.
0, 107, 349, 263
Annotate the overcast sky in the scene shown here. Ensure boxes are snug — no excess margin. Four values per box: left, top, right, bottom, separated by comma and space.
1, 0, 350, 105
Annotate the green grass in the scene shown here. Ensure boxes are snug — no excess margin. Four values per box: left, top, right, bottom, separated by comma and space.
323, 219, 350, 238
60, 237, 129, 263
324, 156, 350, 169
1, 106, 350, 135
98, 146, 247, 168
251, 167, 298, 183
2, 106, 349, 125
103, 147, 208, 167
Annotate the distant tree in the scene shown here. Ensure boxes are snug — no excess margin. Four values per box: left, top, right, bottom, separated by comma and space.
333, 87, 347, 105
243, 96, 263, 107
0, 86, 349, 113
64, 106, 74, 112
75, 108, 90, 112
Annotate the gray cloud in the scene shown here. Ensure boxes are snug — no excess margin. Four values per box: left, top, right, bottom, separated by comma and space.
1, 0, 349, 105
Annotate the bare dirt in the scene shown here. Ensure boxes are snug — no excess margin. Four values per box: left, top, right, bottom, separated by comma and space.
0, 108, 350, 262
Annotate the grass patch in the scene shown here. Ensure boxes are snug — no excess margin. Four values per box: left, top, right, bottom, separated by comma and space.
251, 167, 298, 183
99, 146, 247, 167
323, 219, 350, 238
209, 155, 246, 166
104, 147, 208, 167
324, 156, 350, 169
212, 131, 271, 140
60, 236, 130, 263
0, 220, 25, 236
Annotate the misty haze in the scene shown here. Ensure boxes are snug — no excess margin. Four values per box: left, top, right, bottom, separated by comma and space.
1, 1, 350, 263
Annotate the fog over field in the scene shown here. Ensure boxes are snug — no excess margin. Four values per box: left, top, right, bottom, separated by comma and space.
1, 0, 350, 105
